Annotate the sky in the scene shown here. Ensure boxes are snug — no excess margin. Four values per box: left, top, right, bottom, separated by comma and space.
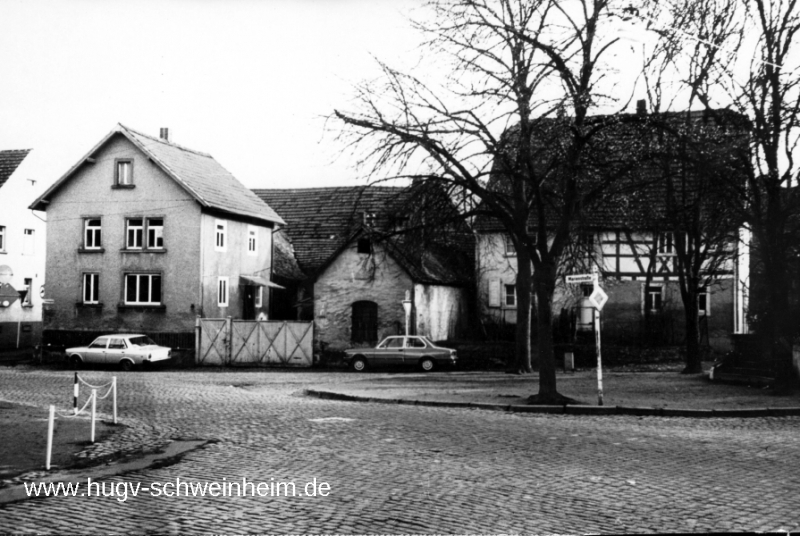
0, 0, 423, 194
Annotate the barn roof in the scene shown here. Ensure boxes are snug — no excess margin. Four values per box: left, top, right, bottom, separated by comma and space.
253, 185, 473, 285
473, 108, 750, 233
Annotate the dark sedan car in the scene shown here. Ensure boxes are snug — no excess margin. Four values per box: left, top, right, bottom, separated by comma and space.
344, 335, 457, 372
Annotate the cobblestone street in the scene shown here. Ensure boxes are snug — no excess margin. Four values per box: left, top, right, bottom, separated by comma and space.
1, 367, 798, 534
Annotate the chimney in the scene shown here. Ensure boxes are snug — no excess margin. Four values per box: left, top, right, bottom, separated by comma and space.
159, 128, 169, 141
636, 99, 647, 116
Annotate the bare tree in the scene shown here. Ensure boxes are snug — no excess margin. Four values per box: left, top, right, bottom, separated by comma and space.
641, 0, 800, 387
333, 0, 644, 403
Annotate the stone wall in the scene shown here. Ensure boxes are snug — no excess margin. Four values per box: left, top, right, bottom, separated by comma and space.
314, 243, 413, 351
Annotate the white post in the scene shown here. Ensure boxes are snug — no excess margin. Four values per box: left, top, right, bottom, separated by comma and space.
112, 376, 117, 424
73, 372, 79, 415
90, 389, 97, 443
595, 306, 604, 406
402, 290, 412, 336
592, 266, 604, 406
46, 405, 55, 470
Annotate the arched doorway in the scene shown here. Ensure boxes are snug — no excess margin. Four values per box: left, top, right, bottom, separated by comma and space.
352, 301, 378, 343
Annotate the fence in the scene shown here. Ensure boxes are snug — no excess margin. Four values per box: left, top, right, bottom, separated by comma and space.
196, 318, 314, 367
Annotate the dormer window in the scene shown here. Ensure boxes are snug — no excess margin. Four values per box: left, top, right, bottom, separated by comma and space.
115, 159, 134, 187
363, 212, 376, 227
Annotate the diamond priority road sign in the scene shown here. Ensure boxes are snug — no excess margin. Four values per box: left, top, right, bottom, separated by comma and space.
589, 285, 608, 311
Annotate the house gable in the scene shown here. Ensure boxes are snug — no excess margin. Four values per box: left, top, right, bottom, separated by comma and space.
30, 124, 284, 227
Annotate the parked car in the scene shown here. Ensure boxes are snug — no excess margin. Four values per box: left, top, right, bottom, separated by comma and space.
344, 336, 457, 372
66, 334, 171, 371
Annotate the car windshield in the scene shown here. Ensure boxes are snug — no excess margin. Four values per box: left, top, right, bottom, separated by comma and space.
128, 336, 156, 347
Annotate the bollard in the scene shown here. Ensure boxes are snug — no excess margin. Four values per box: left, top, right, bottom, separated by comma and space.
73, 372, 79, 415
46, 405, 55, 470
112, 376, 117, 424
90, 389, 97, 443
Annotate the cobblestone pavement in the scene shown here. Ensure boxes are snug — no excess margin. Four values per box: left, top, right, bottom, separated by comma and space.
1, 367, 799, 534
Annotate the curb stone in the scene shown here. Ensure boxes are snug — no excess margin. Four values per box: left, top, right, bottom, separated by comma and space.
303, 389, 800, 418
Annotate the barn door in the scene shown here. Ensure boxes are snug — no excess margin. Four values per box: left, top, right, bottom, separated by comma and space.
352, 301, 378, 343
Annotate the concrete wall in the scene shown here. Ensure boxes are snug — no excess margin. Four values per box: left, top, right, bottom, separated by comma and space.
0, 153, 47, 348
199, 212, 273, 319
42, 134, 203, 334
414, 283, 468, 342
314, 243, 413, 351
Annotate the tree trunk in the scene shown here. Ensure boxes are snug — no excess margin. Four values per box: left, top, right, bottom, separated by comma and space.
681, 289, 702, 374
513, 245, 533, 373
528, 261, 578, 405
764, 253, 795, 392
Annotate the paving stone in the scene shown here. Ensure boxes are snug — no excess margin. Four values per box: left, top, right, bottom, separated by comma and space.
0, 367, 797, 533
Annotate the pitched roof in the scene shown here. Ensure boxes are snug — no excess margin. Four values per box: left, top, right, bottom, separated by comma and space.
253, 186, 473, 285
473, 108, 750, 233
0, 149, 31, 191
272, 230, 306, 281
30, 125, 284, 226
252, 186, 408, 274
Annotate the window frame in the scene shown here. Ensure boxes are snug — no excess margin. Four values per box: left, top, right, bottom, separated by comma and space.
0, 225, 6, 252
504, 235, 516, 256
126, 218, 144, 250
254, 286, 262, 308
215, 220, 227, 252
504, 284, 517, 308
83, 273, 100, 305
123, 273, 162, 306
247, 225, 258, 256
218, 277, 229, 307
84, 218, 102, 250
698, 289, 710, 316
657, 232, 675, 255
115, 158, 134, 187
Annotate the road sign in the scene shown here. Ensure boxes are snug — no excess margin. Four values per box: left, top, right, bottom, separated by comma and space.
565, 273, 597, 284
589, 286, 608, 311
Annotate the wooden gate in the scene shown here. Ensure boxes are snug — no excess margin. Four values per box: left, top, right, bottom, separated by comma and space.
196, 318, 313, 367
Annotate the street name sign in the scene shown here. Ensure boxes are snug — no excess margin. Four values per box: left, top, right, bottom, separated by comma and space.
565, 274, 597, 284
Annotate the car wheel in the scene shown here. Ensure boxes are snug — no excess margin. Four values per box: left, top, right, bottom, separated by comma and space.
69, 355, 82, 370
420, 357, 435, 372
120, 359, 134, 372
351, 356, 367, 372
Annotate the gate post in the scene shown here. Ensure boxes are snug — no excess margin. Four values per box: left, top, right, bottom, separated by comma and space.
194, 315, 201, 365
226, 316, 233, 365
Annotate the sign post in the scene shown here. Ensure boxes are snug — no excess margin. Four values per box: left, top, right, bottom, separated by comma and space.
566, 267, 608, 406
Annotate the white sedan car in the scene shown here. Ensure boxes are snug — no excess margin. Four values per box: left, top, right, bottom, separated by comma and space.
66, 334, 171, 371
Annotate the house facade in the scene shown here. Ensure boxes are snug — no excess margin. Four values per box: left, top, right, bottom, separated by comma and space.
474, 108, 749, 351
0, 149, 47, 349
254, 186, 473, 352
475, 229, 743, 350
30, 125, 284, 348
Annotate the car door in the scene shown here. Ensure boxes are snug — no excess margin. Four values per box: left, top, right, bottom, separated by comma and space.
373, 336, 404, 366
105, 337, 128, 365
404, 336, 427, 365
84, 337, 109, 364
